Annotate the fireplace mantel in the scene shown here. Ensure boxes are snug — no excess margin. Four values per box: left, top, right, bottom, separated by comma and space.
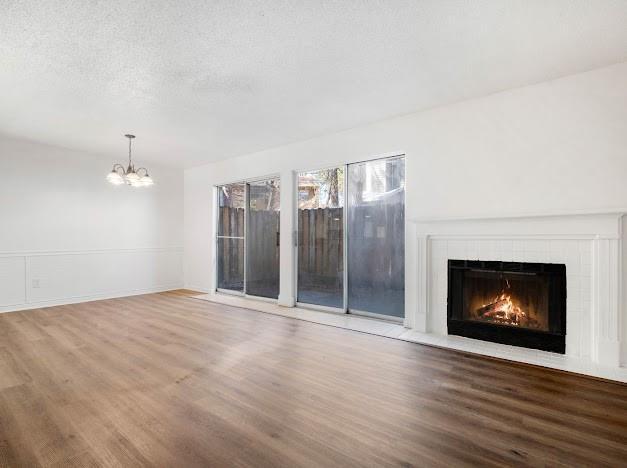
405, 211, 624, 376
412, 207, 627, 223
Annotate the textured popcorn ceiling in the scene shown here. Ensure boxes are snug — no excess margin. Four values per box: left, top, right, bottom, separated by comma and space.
1, 0, 627, 167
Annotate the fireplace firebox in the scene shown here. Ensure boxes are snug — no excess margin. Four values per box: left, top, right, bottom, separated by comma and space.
447, 260, 566, 353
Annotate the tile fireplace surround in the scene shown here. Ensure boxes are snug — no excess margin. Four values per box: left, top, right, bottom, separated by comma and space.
405, 210, 626, 381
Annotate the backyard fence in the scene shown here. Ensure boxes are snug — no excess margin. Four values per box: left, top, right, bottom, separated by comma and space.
217, 207, 279, 295
297, 208, 344, 286
216, 203, 404, 300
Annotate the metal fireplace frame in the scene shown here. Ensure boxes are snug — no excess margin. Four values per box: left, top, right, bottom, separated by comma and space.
447, 260, 567, 353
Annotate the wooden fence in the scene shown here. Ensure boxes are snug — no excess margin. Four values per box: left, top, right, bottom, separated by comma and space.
246, 210, 280, 297
216, 204, 404, 295
217, 207, 279, 296
297, 208, 344, 288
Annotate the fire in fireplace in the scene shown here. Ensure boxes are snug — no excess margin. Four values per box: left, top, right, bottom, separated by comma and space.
448, 260, 566, 353
464, 271, 549, 331
474, 283, 540, 328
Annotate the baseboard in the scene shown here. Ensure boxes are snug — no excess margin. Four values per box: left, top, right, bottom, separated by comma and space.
184, 284, 210, 294
0, 284, 184, 314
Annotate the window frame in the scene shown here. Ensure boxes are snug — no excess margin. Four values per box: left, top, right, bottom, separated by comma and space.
294, 164, 347, 313
214, 173, 281, 301
293, 153, 406, 321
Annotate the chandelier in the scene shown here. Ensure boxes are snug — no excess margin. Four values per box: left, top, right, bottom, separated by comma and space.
106, 134, 154, 187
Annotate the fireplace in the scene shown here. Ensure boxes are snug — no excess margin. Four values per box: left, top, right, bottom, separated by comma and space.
447, 260, 566, 353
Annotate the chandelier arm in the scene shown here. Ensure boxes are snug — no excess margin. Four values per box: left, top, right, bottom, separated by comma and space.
112, 163, 127, 174
112, 163, 126, 174
135, 167, 149, 177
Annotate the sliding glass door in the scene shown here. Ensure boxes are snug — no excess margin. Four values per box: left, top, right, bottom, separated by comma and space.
216, 177, 280, 299
347, 156, 405, 319
216, 183, 245, 292
296, 156, 405, 319
297, 167, 344, 309
246, 178, 281, 298
217, 157, 404, 316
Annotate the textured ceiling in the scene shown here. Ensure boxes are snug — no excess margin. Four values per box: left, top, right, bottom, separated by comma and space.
2, 0, 627, 168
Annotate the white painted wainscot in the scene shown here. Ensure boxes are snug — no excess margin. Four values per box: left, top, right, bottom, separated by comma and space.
0, 248, 184, 313
404, 211, 626, 382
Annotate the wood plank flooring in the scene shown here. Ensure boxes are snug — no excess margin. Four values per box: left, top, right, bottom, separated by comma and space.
0, 290, 625, 467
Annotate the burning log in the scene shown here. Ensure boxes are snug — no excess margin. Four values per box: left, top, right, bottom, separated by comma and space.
475, 294, 524, 326
473, 288, 541, 329
476, 299, 510, 318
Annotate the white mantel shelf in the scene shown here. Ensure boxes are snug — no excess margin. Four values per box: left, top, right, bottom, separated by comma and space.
411, 207, 627, 223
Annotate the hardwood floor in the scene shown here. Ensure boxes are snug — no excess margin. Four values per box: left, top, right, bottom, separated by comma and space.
0, 291, 625, 467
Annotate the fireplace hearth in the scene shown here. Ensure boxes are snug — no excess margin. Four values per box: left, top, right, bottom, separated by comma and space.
447, 260, 566, 353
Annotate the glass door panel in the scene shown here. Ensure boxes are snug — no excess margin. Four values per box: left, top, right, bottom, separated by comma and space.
216, 238, 245, 291
246, 178, 281, 299
216, 183, 245, 292
297, 167, 344, 309
347, 157, 405, 318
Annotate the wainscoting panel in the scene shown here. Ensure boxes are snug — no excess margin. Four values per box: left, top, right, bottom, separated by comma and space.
0, 256, 26, 307
0, 248, 183, 313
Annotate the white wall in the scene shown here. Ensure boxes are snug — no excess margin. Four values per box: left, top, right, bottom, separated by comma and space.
185, 61, 627, 363
1, 136, 184, 311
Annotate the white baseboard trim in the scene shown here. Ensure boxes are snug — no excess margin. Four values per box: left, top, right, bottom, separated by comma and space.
184, 284, 210, 294
0, 284, 184, 314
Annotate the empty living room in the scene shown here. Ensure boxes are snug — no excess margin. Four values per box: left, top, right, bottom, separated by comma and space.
1, 1, 627, 466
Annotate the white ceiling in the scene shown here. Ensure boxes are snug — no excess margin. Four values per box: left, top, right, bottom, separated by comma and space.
2, 1, 627, 168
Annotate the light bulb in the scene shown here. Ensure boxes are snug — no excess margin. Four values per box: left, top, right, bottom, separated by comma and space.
125, 171, 140, 184
139, 175, 154, 187
106, 170, 124, 185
